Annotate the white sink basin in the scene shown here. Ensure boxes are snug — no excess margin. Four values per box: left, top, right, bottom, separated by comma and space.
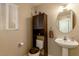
55, 38, 79, 48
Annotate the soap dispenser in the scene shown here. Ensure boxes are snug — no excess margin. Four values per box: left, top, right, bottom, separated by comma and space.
49, 27, 54, 38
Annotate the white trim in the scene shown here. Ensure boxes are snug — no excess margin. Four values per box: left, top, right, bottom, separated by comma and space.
15, 4, 19, 30
6, 4, 9, 30
48, 54, 53, 56
0, 4, 3, 30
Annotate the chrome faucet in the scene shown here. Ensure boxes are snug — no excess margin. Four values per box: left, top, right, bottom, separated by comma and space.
64, 36, 67, 40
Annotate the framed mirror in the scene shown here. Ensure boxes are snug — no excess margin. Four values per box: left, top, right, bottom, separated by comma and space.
57, 10, 74, 33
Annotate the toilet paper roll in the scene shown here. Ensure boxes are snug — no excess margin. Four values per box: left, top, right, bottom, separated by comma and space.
18, 42, 24, 47
20, 42, 24, 46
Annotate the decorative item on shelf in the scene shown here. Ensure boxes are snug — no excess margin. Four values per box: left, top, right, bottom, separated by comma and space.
49, 27, 54, 38
39, 12, 42, 15
35, 11, 37, 15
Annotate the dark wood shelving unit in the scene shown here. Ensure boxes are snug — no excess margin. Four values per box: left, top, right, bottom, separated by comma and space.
32, 12, 48, 56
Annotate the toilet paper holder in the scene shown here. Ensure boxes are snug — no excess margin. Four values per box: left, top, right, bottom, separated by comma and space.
18, 42, 24, 47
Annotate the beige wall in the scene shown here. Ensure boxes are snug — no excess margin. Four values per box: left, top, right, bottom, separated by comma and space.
0, 4, 32, 56
34, 3, 79, 56
0, 3, 79, 56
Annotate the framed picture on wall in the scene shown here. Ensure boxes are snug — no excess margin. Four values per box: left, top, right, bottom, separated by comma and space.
0, 3, 19, 30
6, 4, 19, 30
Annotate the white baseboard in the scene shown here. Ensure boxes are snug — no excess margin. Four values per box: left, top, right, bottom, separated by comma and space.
48, 54, 52, 56
24, 54, 53, 56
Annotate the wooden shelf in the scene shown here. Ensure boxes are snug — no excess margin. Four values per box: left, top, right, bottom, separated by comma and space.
32, 13, 48, 56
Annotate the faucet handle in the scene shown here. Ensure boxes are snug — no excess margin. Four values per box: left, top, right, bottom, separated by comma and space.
64, 36, 67, 40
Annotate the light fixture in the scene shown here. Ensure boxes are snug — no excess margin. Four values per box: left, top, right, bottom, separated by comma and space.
59, 5, 65, 12
59, 4, 72, 12
65, 4, 72, 10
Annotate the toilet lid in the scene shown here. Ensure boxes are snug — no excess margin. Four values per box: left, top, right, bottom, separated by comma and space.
29, 47, 39, 54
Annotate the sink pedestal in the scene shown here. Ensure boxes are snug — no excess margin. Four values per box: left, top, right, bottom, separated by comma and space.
62, 48, 68, 56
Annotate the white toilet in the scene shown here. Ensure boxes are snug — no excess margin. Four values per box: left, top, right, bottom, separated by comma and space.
28, 36, 44, 56
36, 39, 44, 55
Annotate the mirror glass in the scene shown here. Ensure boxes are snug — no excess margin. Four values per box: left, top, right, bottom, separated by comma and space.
57, 10, 74, 33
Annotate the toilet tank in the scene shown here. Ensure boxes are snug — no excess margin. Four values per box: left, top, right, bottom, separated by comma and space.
36, 40, 44, 49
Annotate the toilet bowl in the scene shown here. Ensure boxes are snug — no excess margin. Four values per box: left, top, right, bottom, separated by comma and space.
28, 39, 44, 56
28, 50, 40, 56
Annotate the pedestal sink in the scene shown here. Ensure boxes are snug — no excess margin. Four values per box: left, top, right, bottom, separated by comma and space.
55, 38, 79, 56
